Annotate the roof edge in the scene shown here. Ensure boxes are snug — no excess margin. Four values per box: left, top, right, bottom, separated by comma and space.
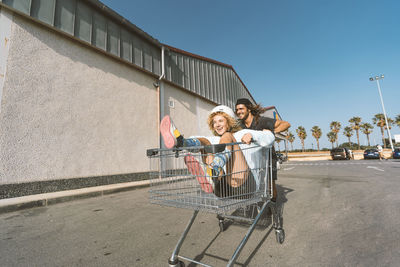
86, 0, 161, 47
163, 44, 232, 68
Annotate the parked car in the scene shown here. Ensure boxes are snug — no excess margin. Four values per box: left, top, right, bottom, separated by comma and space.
393, 148, 400, 159
330, 148, 353, 160
363, 148, 380, 159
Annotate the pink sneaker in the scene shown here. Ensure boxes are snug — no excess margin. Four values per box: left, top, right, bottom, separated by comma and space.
160, 115, 181, 149
184, 155, 214, 193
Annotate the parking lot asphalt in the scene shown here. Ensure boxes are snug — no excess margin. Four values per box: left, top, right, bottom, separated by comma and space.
1, 160, 399, 266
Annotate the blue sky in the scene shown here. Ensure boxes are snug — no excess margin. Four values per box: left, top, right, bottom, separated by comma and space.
101, 0, 400, 150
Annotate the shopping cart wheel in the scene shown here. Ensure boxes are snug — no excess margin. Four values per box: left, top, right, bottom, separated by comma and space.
168, 259, 185, 267
275, 228, 285, 244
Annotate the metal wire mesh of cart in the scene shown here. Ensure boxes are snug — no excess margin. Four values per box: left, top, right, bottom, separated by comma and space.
147, 143, 271, 214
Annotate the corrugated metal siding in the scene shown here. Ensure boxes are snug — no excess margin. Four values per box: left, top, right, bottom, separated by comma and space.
1, 0, 161, 75
1, 0, 254, 108
163, 49, 253, 108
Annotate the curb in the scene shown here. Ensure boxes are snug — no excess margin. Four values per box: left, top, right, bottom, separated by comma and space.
0, 180, 149, 214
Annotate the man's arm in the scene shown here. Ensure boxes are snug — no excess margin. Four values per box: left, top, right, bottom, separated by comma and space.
239, 129, 275, 147
274, 120, 291, 133
241, 117, 290, 143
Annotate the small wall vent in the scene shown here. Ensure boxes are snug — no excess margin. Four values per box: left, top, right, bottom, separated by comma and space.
168, 100, 175, 108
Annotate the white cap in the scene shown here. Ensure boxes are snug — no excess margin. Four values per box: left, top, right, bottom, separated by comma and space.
210, 105, 237, 119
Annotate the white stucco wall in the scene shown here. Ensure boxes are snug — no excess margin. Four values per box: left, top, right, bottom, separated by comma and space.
164, 83, 215, 138
0, 8, 12, 114
0, 15, 160, 184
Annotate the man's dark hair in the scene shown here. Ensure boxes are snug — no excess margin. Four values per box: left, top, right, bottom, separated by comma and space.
235, 98, 268, 123
236, 98, 252, 106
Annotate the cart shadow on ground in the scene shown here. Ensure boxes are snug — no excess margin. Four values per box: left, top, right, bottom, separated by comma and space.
187, 185, 293, 267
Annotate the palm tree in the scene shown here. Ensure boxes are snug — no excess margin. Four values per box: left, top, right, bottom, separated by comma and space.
395, 114, 400, 128
327, 131, 336, 149
343, 126, 354, 145
361, 123, 373, 147
349, 117, 362, 149
372, 113, 393, 148
296, 126, 307, 152
330, 121, 341, 147
311, 126, 322, 151
287, 132, 295, 151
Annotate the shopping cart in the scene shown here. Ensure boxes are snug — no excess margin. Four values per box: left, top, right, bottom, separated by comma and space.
147, 142, 285, 267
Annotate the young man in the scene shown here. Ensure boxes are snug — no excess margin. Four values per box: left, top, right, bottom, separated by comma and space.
235, 98, 291, 202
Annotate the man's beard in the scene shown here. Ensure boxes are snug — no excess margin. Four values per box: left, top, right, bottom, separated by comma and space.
239, 112, 249, 121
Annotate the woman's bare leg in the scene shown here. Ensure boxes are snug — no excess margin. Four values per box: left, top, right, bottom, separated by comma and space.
195, 138, 212, 163
209, 132, 249, 187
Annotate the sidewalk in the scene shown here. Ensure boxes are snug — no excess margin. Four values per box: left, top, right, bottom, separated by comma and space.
287, 150, 393, 161
0, 180, 149, 214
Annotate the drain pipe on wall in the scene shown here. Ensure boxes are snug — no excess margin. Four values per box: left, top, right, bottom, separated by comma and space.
157, 46, 166, 148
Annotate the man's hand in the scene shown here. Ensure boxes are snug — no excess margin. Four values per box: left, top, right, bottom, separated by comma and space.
274, 120, 291, 133
241, 133, 253, 144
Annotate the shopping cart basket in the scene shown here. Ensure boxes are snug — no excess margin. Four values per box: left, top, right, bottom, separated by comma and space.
147, 142, 284, 267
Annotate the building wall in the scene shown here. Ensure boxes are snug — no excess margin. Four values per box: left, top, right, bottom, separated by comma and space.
163, 83, 215, 138
0, 8, 12, 113
0, 0, 255, 111
263, 109, 277, 120
164, 48, 253, 108
0, 13, 161, 184
0, 4, 266, 192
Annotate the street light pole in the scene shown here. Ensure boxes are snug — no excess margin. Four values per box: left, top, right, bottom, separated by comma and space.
369, 75, 394, 151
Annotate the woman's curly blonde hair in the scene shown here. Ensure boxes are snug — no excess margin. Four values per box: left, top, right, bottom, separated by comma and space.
207, 111, 242, 136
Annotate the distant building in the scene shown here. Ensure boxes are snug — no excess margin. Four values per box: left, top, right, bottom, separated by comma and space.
0, 0, 284, 198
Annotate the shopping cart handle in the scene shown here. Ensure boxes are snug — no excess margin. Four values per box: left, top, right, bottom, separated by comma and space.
146, 148, 159, 157
204, 142, 249, 154
146, 142, 247, 156
204, 143, 226, 153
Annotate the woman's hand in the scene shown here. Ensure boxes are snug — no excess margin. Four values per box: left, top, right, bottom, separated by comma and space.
241, 133, 253, 144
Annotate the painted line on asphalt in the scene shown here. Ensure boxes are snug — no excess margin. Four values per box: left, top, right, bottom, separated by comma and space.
283, 167, 295, 171
367, 166, 384, 172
